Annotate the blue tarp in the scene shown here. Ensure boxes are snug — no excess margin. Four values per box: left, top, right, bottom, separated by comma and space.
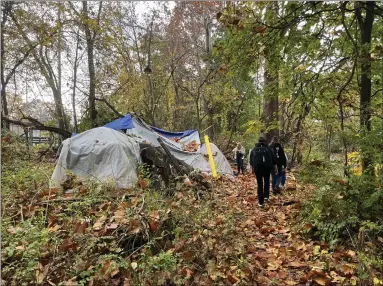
105, 113, 196, 139
104, 113, 135, 130
151, 126, 195, 139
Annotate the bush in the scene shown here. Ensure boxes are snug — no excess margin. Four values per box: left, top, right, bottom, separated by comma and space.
299, 170, 383, 282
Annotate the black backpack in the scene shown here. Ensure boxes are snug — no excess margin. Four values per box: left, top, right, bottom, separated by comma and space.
251, 145, 272, 169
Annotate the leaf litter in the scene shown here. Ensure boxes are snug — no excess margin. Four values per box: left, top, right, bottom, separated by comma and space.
1, 167, 366, 285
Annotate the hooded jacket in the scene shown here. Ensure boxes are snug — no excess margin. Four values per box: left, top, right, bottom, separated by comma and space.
269, 142, 287, 172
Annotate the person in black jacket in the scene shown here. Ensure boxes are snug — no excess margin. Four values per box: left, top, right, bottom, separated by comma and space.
269, 136, 287, 193
250, 137, 277, 208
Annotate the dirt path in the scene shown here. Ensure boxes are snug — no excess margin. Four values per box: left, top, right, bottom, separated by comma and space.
212, 173, 358, 285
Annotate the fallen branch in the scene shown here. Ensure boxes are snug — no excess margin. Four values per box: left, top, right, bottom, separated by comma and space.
2, 115, 71, 138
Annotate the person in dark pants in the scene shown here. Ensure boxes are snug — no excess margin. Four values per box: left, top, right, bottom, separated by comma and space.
233, 142, 245, 175
269, 136, 287, 194
250, 137, 277, 208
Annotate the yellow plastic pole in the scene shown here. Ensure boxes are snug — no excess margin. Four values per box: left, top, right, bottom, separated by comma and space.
204, 135, 217, 178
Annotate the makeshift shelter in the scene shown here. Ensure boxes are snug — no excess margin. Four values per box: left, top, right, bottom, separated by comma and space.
105, 113, 233, 176
51, 127, 141, 188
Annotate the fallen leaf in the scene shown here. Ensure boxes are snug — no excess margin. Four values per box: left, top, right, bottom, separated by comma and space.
138, 178, 148, 189
149, 220, 160, 232
111, 268, 119, 278
227, 273, 240, 284
277, 271, 287, 279
348, 250, 356, 258
15, 245, 26, 251
74, 221, 89, 234
48, 225, 61, 233
342, 264, 354, 275
131, 262, 138, 270
123, 278, 131, 286
60, 238, 78, 252
180, 267, 194, 279
101, 260, 112, 275
289, 261, 306, 268
62, 277, 78, 286
314, 276, 327, 286
93, 215, 106, 230
107, 223, 119, 230
128, 219, 141, 234
304, 223, 312, 230
113, 208, 125, 224
35, 262, 45, 284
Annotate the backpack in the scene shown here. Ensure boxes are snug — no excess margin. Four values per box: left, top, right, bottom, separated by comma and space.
251, 145, 272, 169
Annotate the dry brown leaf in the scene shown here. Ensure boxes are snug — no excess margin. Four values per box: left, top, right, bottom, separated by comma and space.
15, 245, 26, 251
113, 208, 125, 224
128, 219, 141, 234
93, 215, 106, 230
62, 277, 79, 286
48, 225, 61, 233
289, 261, 306, 268
180, 267, 194, 279
342, 264, 354, 275
101, 260, 112, 275
123, 278, 132, 286
304, 223, 312, 230
314, 276, 327, 286
74, 221, 89, 234
35, 263, 45, 284
149, 220, 160, 232
60, 238, 78, 252
138, 178, 148, 189
227, 273, 240, 284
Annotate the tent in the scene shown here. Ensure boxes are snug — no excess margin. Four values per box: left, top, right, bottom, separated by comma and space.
105, 113, 233, 176
51, 127, 141, 188
51, 114, 233, 188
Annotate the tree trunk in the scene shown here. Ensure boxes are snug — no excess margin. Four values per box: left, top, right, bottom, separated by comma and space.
57, 5, 65, 130
356, 1, 374, 171
82, 1, 97, 128
72, 29, 80, 133
263, 55, 279, 142
171, 65, 180, 130
1, 3, 10, 129
262, 3, 280, 143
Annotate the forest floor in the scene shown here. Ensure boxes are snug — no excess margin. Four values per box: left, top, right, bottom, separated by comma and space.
1, 156, 362, 286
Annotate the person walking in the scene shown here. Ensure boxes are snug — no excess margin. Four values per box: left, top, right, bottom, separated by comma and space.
269, 136, 287, 193
233, 142, 245, 175
250, 137, 277, 208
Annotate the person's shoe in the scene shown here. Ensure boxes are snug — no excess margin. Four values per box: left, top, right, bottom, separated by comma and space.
264, 198, 269, 203
258, 204, 264, 208
273, 188, 281, 195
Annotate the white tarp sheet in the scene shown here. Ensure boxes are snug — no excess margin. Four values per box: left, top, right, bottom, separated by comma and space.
51, 127, 141, 188
126, 118, 233, 175
200, 143, 233, 175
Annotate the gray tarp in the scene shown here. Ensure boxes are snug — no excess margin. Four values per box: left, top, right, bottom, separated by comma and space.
126, 117, 233, 175
51, 127, 141, 188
